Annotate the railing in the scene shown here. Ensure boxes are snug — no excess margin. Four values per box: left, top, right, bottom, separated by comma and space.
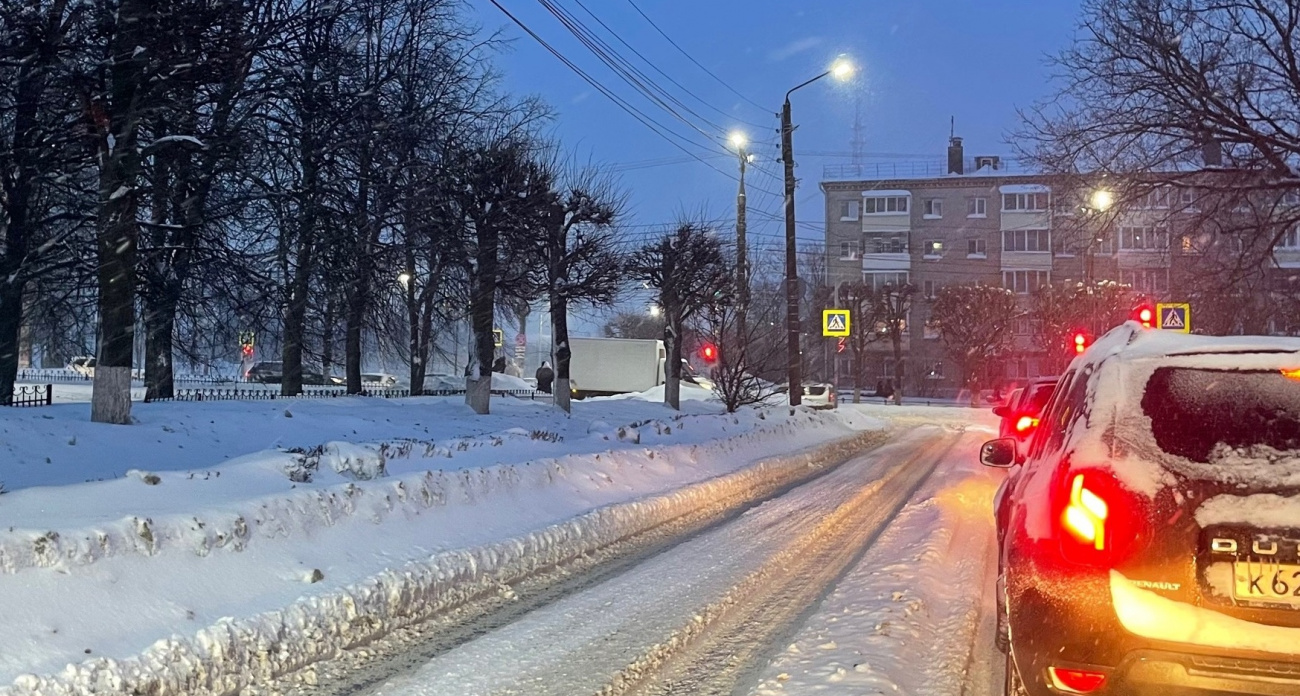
4, 384, 53, 407
143, 387, 544, 403
823, 157, 1030, 181
146, 387, 412, 403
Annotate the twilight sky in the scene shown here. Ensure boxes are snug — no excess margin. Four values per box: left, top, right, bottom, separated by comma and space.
480, 0, 1082, 253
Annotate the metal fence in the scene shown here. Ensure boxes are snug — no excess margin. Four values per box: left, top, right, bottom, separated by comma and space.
147, 387, 413, 403
4, 384, 53, 407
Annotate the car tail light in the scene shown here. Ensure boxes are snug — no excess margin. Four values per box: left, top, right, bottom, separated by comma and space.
1048, 666, 1107, 693
1014, 415, 1039, 434
1057, 468, 1150, 566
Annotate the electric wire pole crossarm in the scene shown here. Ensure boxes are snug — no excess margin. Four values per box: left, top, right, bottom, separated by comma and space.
780, 57, 853, 407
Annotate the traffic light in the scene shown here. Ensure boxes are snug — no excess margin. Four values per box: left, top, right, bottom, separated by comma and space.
1133, 304, 1155, 329
1073, 331, 1089, 354
241, 344, 254, 359
700, 343, 718, 363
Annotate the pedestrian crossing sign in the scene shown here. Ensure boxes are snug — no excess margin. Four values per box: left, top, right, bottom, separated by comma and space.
1156, 303, 1191, 333
823, 309, 850, 337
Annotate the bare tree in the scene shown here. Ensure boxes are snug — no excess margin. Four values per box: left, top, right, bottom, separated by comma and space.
533, 163, 624, 413
0, 0, 91, 402
697, 281, 784, 413
1032, 280, 1137, 373
631, 220, 731, 410
838, 280, 882, 403
603, 311, 664, 340
1017, 0, 1300, 252
451, 139, 551, 414
876, 281, 913, 405
931, 284, 1019, 407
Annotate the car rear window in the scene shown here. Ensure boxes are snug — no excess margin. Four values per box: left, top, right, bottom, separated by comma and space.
1141, 367, 1300, 463
1024, 383, 1055, 413
806, 386, 826, 396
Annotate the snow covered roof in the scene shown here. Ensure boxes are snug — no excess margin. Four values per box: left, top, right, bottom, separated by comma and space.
860, 189, 912, 197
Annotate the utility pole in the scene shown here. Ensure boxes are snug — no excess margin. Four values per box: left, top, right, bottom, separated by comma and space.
782, 97, 802, 406
730, 134, 750, 357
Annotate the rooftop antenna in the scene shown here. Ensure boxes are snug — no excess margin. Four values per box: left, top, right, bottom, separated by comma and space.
950, 115, 955, 139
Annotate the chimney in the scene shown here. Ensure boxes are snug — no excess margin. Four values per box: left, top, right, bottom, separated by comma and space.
947, 136, 964, 175
1201, 137, 1223, 168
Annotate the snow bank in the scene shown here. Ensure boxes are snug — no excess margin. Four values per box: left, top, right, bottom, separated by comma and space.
591, 382, 717, 402
1, 427, 885, 696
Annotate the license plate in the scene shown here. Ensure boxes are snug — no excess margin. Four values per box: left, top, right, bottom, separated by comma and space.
1233, 560, 1300, 606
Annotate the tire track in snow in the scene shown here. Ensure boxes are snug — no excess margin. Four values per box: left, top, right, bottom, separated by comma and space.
607, 432, 958, 696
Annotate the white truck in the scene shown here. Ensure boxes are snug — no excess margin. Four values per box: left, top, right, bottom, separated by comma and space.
568, 337, 667, 398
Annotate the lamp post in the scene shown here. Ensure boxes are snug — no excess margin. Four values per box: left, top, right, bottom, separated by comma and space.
782, 57, 853, 406
729, 131, 752, 356
1084, 188, 1114, 285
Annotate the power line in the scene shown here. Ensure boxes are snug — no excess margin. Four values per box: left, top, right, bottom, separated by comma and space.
623, 0, 770, 113
567, 0, 770, 131
486, 0, 767, 193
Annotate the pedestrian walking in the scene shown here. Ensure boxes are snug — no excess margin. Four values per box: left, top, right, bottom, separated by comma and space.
535, 361, 554, 394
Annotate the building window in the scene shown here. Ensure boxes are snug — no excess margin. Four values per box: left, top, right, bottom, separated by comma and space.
968, 197, 987, 217
1002, 192, 1049, 211
1119, 268, 1169, 294
1002, 229, 1050, 252
1003, 270, 1049, 294
1180, 187, 1199, 209
1118, 226, 1169, 251
924, 199, 943, 218
864, 271, 909, 291
967, 238, 987, 257
1094, 231, 1116, 255
839, 241, 859, 259
923, 321, 940, 340
863, 196, 909, 214
868, 235, 907, 254
922, 280, 940, 299
840, 200, 860, 220
1277, 227, 1300, 249
924, 361, 944, 377
1138, 187, 1172, 209
1014, 317, 1033, 335
923, 240, 944, 258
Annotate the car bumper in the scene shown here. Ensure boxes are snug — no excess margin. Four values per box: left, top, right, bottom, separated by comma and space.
1010, 581, 1300, 696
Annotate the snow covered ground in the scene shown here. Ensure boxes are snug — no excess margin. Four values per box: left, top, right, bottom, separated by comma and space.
0, 393, 888, 694
750, 426, 1003, 695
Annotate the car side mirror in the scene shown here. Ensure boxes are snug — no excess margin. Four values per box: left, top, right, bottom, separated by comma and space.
992, 405, 1010, 418
980, 438, 1018, 468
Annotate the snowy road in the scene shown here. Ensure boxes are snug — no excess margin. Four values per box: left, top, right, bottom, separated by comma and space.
272, 423, 1001, 696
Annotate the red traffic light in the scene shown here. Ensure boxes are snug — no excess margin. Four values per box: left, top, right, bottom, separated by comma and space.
1073, 332, 1089, 354
700, 343, 718, 363
1134, 305, 1154, 328
241, 344, 254, 358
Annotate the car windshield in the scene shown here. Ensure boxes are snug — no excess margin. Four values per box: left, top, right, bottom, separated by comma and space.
1141, 367, 1300, 463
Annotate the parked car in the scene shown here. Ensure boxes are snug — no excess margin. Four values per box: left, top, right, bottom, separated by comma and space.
67, 356, 95, 378
246, 362, 340, 386
773, 382, 836, 409
993, 376, 1059, 441
361, 373, 399, 388
246, 361, 283, 383
982, 321, 1300, 696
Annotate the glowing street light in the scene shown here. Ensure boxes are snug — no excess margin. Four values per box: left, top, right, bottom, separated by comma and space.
728, 131, 748, 150
780, 54, 856, 407
397, 272, 412, 287
1090, 189, 1114, 212
648, 305, 661, 318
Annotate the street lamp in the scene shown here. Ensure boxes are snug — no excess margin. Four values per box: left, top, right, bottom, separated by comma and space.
648, 305, 662, 318
729, 131, 753, 360
397, 272, 412, 288
1083, 188, 1115, 284
781, 56, 854, 407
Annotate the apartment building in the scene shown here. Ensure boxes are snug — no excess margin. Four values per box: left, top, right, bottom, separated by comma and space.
820, 136, 1300, 396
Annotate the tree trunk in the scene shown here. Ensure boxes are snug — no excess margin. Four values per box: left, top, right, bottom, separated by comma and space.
551, 287, 571, 413
892, 333, 905, 406
407, 277, 422, 395
143, 289, 177, 401
344, 289, 363, 394
664, 314, 682, 410
851, 346, 862, 404
281, 237, 312, 396
0, 280, 23, 405
466, 222, 497, 415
